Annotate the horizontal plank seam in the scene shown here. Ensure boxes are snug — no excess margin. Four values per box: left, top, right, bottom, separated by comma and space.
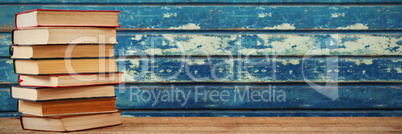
2, 83, 402, 86
2, 30, 402, 34
1, 56, 402, 59
0, 3, 402, 5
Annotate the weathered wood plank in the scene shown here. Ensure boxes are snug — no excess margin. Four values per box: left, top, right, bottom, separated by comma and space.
0, 87, 17, 112
1, 0, 401, 4
115, 33, 402, 56
1, 111, 401, 117
2, 33, 402, 57
1, 117, 402, 133
0, 33, 11, 57
0, 5, 401, 31
114, 85, 402, 109
0, 84, 400, 111
0, 58, 400, 83
0, 60, 17, 84
118, 58, 402, 83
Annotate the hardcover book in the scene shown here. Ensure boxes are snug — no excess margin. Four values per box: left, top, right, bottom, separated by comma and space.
14, 58, 117, 74
18, 72, 122, 87
11, 45, 114, 59
18, 97, 117, 116
11, 85, 115, 101
15, 9, 120, 28
12, 27, 117, 45
20, 111, 122, 132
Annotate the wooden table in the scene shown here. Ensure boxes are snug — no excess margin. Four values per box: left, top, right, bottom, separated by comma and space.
0, 117, 401, 133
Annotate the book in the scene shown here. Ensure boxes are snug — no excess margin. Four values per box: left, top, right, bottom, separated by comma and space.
14, 58, 117, 74
12, 27, 117, 45
15, 9, 119, 28
18, 97, 117, 116
11, 45, 114, 59
20, 111, 121, 132
18, 72, 122, 87
11, 85, 115, 101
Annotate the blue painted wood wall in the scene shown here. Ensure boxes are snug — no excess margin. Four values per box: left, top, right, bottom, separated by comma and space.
0, 0, 401, 117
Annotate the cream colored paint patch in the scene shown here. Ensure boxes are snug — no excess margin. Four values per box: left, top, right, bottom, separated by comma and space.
258, 13, 272, 18
336, 23, 369, 30
261, 23, 296, 30
163, 13, 177, 18
168, 23, 201, 30
255, 34, 326, 55
344, 59, 374, 65
334, 35, 402, 55
6, 60, 13, 64
394, 68, 402, 73
131, 35, 143, 41
144, 48, 163, 55
156, 34, 231, 55
278, 59, 300, 65
331, 13, 345, 18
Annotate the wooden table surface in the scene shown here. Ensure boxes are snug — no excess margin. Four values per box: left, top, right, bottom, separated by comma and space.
0, 117, 401, 133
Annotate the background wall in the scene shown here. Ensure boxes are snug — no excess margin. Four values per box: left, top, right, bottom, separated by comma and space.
0, 0, 401, 117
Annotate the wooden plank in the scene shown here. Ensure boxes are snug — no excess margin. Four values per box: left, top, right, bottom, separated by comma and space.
0, 117, 401, 133
0, 58, 401, 83
117, 117, 402, 123
0, 84, 400, 111
0, 87, 17, 112
0, 0, 401, 4
114, 33, 402, 56
2, 33, 402, 57
0, 33, 11, 57
0, 59, 17, 84
0, 5, 401, 31
114, 85, 402, 109
0, 111, 401, 118
118, 58, 402, 83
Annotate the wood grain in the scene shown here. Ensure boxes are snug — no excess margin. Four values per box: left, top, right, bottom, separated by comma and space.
118, 58, 402, 83
1, 58, 401, 83
2, 84, 401, 111
1, 110, 402, 117
0, 5, 401, 31
2, 33, 402, 57
114, 85, 402, 109
0, 117, 401, 133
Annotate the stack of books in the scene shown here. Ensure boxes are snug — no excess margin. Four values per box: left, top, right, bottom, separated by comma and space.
10, 9, 123, 132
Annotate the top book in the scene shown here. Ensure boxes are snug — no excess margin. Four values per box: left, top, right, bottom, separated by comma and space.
15, 9, 120, 29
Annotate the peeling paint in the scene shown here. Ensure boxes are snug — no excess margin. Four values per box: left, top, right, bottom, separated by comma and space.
0, 6, 401, 30
168, 23, 201, 30
163, 13, 177, 18
262, 23, 296, 30
6, 60, 12, 64
113, 34, 402, 57
114, 58, 402, 83
336, 23, 369, 30
344, 59, 373, 65
258, 13, 271, 18
331, 13, 345, 18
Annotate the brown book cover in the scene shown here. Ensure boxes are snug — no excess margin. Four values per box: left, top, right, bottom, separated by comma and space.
18, 97, 117, 116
